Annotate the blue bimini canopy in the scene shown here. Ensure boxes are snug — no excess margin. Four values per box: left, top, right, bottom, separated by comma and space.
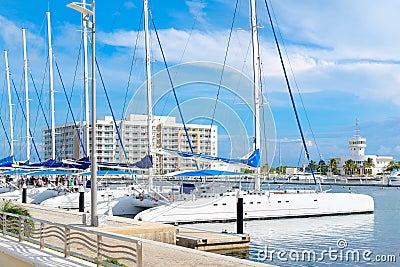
162, 148, 260, 168
0, 169, 33, 175
173, 170, 245, 177
78, 170, 136, 176
27, 170, 78, 176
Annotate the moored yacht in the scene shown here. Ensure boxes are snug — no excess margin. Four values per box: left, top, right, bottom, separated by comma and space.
134, 0, 374, 224
135, 188, 374, 224
388, 169, 400, 181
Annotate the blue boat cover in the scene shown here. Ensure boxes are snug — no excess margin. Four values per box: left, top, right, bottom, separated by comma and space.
78, 170, 136, 176
0, 169, 32, 175
174, 170, 245, 177
0, 156, 15, 167
28, 170, 77, 176
163, 148, 260, 168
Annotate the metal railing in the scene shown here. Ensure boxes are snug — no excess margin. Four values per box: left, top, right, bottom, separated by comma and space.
0, 210, 142, 267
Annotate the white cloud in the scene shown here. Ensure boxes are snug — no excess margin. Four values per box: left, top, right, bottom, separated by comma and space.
186, 0, 207, 25
124, 1, 136, 9
0, 15, 23, 50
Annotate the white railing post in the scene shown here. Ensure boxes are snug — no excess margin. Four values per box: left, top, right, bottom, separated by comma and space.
97, 235, 102, 266
2, 213, 6, 236
19, 216, 24, 242
40, 222, 44, 249
136, 240, 143, 267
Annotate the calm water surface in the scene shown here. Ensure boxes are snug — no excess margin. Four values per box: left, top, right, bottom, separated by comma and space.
190, 184, 400, 266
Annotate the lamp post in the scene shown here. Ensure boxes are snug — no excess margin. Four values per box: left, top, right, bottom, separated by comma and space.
67, 0, 97, 226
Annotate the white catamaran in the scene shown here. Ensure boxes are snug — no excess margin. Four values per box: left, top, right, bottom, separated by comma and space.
134, 0, 374, 224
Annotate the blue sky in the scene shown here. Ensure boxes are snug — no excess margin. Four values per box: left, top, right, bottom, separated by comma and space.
1, 0, 400, 167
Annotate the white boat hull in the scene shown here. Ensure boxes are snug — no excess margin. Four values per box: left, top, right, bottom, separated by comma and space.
40, 187, 160, 216
134, 190, 374, 224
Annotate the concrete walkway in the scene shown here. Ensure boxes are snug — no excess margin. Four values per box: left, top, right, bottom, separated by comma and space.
4, 202, 271, 267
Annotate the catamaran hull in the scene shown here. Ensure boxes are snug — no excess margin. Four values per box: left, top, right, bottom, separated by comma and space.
134, 192, 374, 224
40, 190, 159, 216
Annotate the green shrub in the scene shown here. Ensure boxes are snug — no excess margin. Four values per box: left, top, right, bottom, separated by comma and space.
103, 258, 129, 267
0, 200, 34, 235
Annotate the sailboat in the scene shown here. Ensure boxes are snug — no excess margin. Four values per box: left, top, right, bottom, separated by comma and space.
40, 0, 163, 216
134, 0, 374, 224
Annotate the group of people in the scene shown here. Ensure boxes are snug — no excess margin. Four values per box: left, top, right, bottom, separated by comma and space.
17, 176, 47, 189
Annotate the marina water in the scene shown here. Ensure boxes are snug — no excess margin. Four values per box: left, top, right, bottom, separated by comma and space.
188, 182, 400, 266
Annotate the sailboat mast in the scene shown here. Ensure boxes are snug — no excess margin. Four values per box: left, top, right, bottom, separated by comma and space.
144, 0, 153, 189
22, 28, 30, 162
82, 0, 90, 157
250, 0, 261, 191
4, 50, 14, 156
46, 12, 56, 160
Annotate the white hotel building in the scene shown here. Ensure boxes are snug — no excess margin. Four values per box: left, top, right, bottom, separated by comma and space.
42, 114, 218, 174
331, 126, 392, 176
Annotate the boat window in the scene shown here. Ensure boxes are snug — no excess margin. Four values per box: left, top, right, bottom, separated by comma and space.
314, 199, 318, 202
257, 202, 261, 204
213, 203, 218, 206
222, 203, 227, 206
277, 201, 281, 203
249, 202, 253, 204
285, 200, 289, 203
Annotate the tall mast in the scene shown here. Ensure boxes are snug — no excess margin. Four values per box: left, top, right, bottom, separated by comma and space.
82, 0, 90, 157
4, 50, 14, 156
250, 0, 261, 191
46, 12, 56, 160
22, 28, 30, 162
89, 0, 98, 226
144, 0, 153, 189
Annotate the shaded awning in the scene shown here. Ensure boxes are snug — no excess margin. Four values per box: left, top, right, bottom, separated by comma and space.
0, 169, 33, 175
27, 170, 78, 176
173, 170, 245, 177
78, 170, 136, 176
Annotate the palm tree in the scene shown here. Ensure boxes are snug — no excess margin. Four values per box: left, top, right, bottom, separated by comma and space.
317, 160, 328, 174
305, 160, 318, 172
344, 159, 357, 176
385, 160, 400, 173
329, 158, 339, 175
363, 157, 375, 175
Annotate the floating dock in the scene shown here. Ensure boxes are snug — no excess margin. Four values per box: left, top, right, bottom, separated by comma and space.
177, 227, 250, 252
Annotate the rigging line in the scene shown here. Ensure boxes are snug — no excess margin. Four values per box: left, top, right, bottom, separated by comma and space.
29, 71, 51, 141
54, 58, 87, 157
264, 0, 319, 190
0, 116, 11, 152
10, 78, 41, 162
121, 6, 143, 121
1, 77, 11, 152
150, 15, 198, 169
177, 0, 203, 65
29, 70, 55, 162
297, 145, 304, 168
61, 37, 83, 158
158, 1, 206, 120
160, 0, 205, 117
268, 0, 322, 161
209, 0, 239, 131
95, 57, 129, 162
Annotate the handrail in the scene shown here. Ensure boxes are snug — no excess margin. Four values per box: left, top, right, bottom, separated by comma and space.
0, 210, 142, 267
